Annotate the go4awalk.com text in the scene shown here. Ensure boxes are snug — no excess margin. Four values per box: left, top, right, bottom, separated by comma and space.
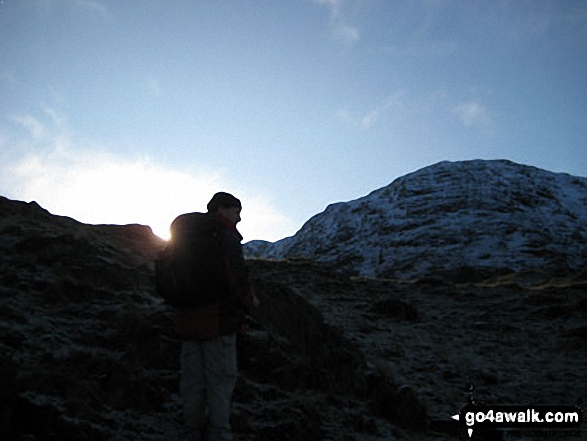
451, 404, 583, 438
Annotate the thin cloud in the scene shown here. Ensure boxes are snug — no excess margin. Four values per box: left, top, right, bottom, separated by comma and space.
452, 102, 494, 128
338, 93, 405, 129
362, 96, 398, 129
339, 92, 496, 132
10, 115, 46, 140
315, 0, 360, 44
71, 0, 110, 17
34, 0, 111, 17
9, 106, 69, 143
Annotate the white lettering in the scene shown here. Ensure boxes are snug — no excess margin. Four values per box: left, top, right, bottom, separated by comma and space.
505, 412, 517, 423
531, 409, 542, 423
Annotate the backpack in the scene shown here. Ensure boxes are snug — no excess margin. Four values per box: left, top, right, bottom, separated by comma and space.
155, 212, 229, 308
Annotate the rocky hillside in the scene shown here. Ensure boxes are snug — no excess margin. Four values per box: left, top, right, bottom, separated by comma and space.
246, 160, 587, 281
1, 192, 586, 440
0, 196, 433, 440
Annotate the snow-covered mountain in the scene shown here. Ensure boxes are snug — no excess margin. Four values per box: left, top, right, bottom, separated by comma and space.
246, 160, 587, 280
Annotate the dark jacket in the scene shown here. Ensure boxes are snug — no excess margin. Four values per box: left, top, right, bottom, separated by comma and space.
175, 213, 254, 340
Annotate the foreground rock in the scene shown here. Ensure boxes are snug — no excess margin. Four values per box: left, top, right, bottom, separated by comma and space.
0, 197, 422, 440
249, 259, 587, 421
1, 196, 585, 440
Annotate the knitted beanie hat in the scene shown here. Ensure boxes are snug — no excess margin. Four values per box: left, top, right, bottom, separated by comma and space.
206, 192, 242, 213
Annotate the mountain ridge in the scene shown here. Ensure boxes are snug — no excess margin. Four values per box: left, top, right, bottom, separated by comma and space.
245, 159, 587, 282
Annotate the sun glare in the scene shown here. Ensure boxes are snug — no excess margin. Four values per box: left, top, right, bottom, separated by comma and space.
10, 148, 297, 243
13, 150, 215, 234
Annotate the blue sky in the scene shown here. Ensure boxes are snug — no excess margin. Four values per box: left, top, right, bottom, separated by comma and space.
1, 0, 586, 241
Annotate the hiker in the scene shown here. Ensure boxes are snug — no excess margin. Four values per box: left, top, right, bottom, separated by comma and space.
175, 192, 258, 441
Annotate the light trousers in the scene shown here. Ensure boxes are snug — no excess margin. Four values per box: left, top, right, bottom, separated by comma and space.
180, 335, 237, 441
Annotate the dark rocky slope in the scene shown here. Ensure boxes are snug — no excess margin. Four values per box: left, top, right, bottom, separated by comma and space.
1, 195, 586, 440
0, 197, 426, 440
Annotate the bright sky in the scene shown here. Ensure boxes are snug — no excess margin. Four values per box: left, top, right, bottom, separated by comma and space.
1, 0, 586, 241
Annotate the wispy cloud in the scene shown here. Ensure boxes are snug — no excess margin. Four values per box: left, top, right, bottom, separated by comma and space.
338, 92, 496, 133
34, 0, 111, 17
314, 0, 360, 44
333, 21, 360, 44
452, 101, 494, 128
338, 93, 405, 129
9, 106, 69, 142
71, 0, 110, 17
360, 106, 386, 129
10, 115, 46, 140
1, 108, 296, 241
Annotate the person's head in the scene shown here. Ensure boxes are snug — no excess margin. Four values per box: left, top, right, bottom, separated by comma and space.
207, 192, 242, 225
